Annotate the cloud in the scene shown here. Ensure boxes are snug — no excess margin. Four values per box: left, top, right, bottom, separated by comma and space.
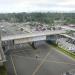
0, 0, 75, 13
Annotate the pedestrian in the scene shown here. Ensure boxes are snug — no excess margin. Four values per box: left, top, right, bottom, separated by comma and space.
36, 55, 38, 59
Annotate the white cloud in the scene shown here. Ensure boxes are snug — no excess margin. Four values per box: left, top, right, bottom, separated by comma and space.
0, 0, 75, 13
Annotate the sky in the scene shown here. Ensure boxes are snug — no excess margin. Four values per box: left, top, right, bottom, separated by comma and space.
0, 0, 75, 13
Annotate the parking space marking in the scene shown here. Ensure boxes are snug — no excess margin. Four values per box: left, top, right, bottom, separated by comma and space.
32, 50, 51, 75
10, 55, 18, 75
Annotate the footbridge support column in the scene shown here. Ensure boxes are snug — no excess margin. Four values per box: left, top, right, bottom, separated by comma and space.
29, 42, 37, 49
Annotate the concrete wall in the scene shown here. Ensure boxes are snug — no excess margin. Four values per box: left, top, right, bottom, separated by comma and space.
14, 35, 46, 44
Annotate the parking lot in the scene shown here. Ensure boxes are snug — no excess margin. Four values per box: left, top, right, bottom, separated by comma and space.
6, 41, 75, 75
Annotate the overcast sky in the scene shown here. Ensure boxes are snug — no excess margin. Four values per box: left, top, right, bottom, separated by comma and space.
0, 0, 75, 13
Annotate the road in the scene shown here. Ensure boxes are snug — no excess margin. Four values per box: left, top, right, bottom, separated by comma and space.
6, 41, 75, 75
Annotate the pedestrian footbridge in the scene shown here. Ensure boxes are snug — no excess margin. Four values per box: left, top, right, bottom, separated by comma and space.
1, 30, 66, 43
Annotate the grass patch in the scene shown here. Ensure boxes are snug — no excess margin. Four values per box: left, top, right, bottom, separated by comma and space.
0, 64, 7, 75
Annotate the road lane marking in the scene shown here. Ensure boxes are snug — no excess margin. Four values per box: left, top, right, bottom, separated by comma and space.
10, 55, 18, 75
32, 50, 51, 75
13, 54, 75, 66
46, 60, 75, 65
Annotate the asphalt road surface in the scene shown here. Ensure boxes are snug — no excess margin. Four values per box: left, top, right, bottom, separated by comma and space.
6, 41, 75, 75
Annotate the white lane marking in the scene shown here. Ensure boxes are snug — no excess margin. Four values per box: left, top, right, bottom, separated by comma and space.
32, 50, 51, 75
10, 55, 18, 75
13, 54, 75, 66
